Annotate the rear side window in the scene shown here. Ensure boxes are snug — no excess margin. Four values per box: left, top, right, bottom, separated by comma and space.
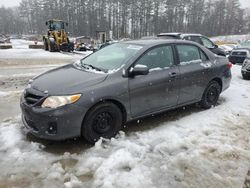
184, 36, 202, 45
136, 45, 174, 70
176, 45, 202, 65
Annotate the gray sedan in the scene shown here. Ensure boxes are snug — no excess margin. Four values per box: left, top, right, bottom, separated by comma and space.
20, 40, 232, 143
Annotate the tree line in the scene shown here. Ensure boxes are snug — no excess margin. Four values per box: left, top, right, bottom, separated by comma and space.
0, 0, 250, 39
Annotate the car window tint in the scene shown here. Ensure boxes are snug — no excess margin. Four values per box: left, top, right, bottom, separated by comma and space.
201, 37, 214, 48
200, 50, 209, 61
158, 35, 179, 39
176, 45, 201, 65
136, 46, 174, 71
184, 36, 202, 45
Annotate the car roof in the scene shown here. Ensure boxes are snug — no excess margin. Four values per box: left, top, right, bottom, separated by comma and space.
123, 39, 200, 47
157, 33, 182, 36
157, 32, 203, 37
121, 39, 217, 60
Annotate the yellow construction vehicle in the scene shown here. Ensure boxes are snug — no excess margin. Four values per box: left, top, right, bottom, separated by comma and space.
43, 19, 74, 52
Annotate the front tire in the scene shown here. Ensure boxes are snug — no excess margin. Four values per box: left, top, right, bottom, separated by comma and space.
200, 80, 221, 109
44, 39, 48, 51
48, 42, 55, 52
82, 102, 123, 144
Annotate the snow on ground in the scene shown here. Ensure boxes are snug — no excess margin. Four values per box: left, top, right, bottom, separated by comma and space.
0, 39, 92, 60
0, 60, 250, 188
10, 39, 43, 49
211, 34, 250, 43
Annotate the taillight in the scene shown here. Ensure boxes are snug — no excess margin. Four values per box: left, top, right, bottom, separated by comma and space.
227, 63, 233, 69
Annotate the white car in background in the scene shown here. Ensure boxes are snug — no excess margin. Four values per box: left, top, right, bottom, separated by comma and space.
218, 44, 236, 55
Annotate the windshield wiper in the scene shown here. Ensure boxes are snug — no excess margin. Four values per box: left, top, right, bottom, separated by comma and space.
81, 63, 104, 72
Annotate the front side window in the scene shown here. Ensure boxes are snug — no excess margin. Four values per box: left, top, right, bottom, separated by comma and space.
201, 37, 214, 48
135, 46, 174, 71
176, 45, 201, 65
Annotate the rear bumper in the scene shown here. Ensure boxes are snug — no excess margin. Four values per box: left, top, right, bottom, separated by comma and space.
221, 69, 232, 92
20, 94, 87, 141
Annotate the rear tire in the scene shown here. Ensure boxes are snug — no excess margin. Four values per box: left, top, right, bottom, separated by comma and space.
200, 80, 221, 109
82, 102, 123, 144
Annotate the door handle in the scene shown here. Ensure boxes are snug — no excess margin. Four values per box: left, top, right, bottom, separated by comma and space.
169, 72, 177, 78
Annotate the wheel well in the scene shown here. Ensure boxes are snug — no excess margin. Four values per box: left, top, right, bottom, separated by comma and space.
83, 99, 127, 126
212, 78, 222, 92
105, 100, 127, 124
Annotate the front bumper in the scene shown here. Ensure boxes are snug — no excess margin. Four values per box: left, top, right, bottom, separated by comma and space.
20, 95, 87, 141
228, 56, 246, 64
242, 69, 250, 76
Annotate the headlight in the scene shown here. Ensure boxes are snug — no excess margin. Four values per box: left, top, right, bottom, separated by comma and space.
41, 94, 81, 108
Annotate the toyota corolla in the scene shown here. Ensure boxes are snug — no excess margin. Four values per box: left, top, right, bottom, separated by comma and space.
20, 40, 232, 143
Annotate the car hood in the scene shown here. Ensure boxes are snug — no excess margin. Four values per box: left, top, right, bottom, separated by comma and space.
31, 64, 108, 95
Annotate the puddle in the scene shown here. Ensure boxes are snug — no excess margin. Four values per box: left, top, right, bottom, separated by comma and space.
54, 158, 78, 171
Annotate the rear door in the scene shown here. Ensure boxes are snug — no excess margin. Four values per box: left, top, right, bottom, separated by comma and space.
128, 45, 180, 117
175, 44, 211, 104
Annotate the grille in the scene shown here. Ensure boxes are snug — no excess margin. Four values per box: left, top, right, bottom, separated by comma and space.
25, 117, 39, 132
232, 51, 247, 56
229, 56, 246, 64
24, 90, 46, 106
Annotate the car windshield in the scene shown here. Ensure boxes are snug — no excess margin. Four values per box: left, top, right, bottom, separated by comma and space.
239, 41, 250, 47
78, 43, 143, 73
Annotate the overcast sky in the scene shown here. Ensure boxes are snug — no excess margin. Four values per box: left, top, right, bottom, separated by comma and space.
0, 0, 21, 7
0, 0, 249, 8
240, 0, 250, 8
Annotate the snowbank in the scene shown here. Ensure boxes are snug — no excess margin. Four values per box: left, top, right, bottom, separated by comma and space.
211, 34, 250, 43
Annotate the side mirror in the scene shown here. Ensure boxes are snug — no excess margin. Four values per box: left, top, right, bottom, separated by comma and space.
45, 21, 48, 26
129, 64, 149, 77
214, 44, 218, 49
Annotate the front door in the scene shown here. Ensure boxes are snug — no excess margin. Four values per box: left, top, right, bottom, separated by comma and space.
128, 45, 180, 118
